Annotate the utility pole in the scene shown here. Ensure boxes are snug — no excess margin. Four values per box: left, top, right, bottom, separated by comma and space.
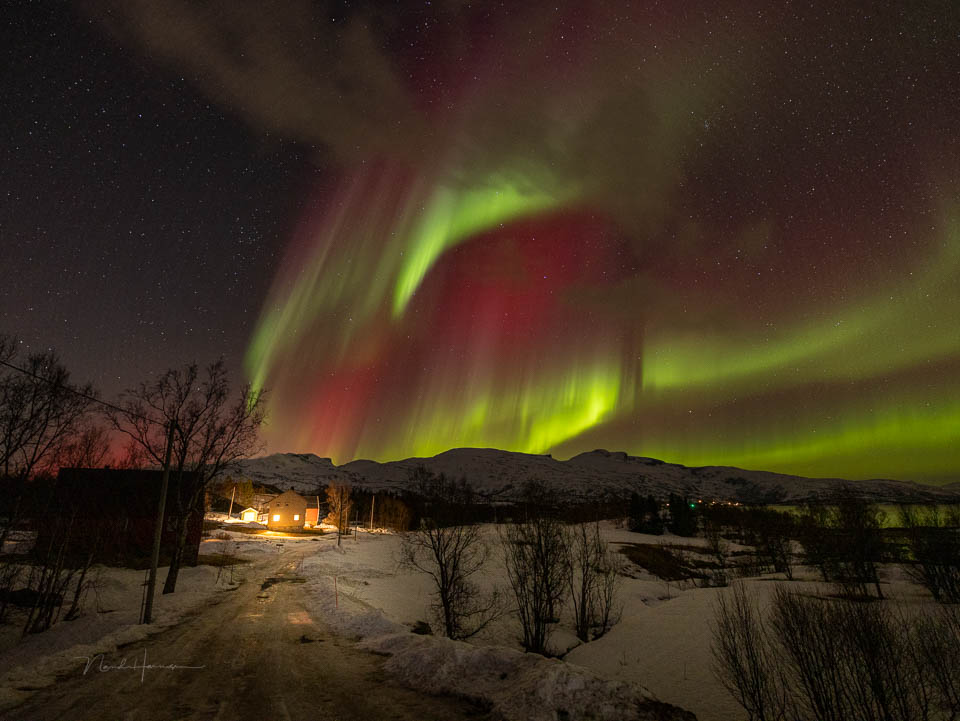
337, 500, 343, 547
143, 420, 175, 624
369, 495, 375, 530
227, 484, 236, 520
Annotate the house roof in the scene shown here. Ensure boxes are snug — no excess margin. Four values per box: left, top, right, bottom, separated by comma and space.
267, 489, 308, 505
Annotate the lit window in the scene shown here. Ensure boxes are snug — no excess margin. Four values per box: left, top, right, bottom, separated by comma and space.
272, 514, 280, 522
293, 514, 299, 521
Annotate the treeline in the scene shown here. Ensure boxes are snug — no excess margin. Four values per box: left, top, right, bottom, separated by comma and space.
327, 483, 629, 535
624, 488, 960, 603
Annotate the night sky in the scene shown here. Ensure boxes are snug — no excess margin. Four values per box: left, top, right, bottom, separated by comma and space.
4, 2, 959, 484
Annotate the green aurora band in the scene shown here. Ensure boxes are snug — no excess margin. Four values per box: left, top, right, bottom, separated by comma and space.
246, 172, 568, 398
245, 192, 960, 482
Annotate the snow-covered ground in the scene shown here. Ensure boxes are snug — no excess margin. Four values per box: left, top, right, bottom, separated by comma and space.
287, 525, 692, 720
296, 523, 736, 720
0, 564, 223, 709
290, 522, 935, 721
0, 529, 318, 711
3, 521, 703, 720
1, 518, 935, 721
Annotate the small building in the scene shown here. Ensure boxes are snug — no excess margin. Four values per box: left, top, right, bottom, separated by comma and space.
239, 507, 260, 523
267, 490, 307, 532
305, 507, 320, 527
44, 468, 203, 569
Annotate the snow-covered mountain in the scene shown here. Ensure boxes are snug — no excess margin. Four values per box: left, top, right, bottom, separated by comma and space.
235, 448, 959, 505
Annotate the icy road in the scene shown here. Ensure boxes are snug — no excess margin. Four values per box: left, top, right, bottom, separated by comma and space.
8, 546, 490, 721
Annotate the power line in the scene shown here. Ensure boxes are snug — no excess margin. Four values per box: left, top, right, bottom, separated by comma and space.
0, 357, 158, 426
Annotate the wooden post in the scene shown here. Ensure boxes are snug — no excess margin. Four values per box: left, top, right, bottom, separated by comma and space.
143, 420, 175, 624
138, 568, 149, 624
369, 495, 375, 530
227, 485, 236, 520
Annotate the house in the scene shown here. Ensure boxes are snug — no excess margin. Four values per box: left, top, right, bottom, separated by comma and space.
42, 468, 203, 569
267, 490, 308, 531
300, 494, 323, 527
239, 507, 260, 523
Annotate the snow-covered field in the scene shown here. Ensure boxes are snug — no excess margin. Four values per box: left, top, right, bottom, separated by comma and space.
295, 523, 740, 720
291, 522, 937, 721
1, 519, 935, 721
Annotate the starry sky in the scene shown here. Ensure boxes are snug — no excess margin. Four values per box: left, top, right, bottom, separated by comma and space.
4, 2, 959, 483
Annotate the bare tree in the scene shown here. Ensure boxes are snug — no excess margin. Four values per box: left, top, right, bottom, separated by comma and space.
378, 494, 411, 532
711, 583, 786, 721
798, 502, 836, 582
830, 490, 887, 599
324, 482, 353, 541
55, 421, 111, 470
0, 349, 97, 479
915, 603, 960, 718
0, 342, 97, 536
734, 507, 798, 580
20, 479, 113, 635
62, 526, 104, 622
22, 512, 78, 634
771, 586, 932, 721
400, 468, 500, 640
0, 335, 14, 368
798, 492, 887, 598
0, 340, 98, 623
20, 505, 113, 634
566, 521, 622, 642
106, 359, 265, 593
702, 516, 730, 587
501, 484, 570, 655
236, 478, 256, 509
594, 549, 622, 639
713, 583, 956, 721
899, 504, 960, 604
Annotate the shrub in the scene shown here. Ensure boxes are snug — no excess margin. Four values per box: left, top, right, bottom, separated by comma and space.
712, 584, 960, 721
401, 468, 500, 640
899, 504, 960, 603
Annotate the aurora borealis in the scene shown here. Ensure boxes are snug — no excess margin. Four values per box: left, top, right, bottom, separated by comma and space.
8, 2, 959, 484
231, 2, 960, 483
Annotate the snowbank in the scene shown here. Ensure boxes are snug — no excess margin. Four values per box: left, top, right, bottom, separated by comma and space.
300, 535, 696, 721
365, 632, 696, 721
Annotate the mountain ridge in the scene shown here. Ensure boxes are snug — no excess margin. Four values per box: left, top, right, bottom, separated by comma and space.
235, 448, 960, 505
